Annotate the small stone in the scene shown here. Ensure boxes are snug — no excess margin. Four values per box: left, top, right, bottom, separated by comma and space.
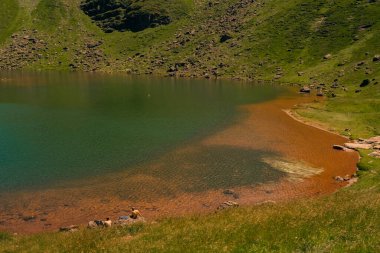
334, 176, 344, 182
87, 218, 112, 228
344, 143, 372, 150
220, 34, 233, 43
217, 201, 239, 211
167, 66, 177, 72
59, 225, 79, 232
222, 189, 239, 199
300, 86, 311, 93
114, 216, 146, 226
323, 54, 332, 60
87, 41, 103, 48
366, 136, 380, 144
333, 145, 346, 151
360, 79, 370, 87
343, 175, 351, 181
223, 189, 235, 195
369, 151, 380, 158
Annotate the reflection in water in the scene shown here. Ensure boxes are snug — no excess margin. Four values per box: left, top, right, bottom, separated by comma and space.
0, 72, 285, 191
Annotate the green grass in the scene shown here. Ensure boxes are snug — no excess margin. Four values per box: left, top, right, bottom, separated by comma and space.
0, 0, 20, 44
32, 0, 67, 31
2, 0, 378, 83
128, 0, 193, 20
295, 78, 380, 139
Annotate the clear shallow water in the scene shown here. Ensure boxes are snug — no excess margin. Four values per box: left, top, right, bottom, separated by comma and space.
0, 72, 286, 191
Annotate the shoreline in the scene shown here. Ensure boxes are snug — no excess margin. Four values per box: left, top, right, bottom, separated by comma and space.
283, 107, 350, 140
0, 94, 359, 235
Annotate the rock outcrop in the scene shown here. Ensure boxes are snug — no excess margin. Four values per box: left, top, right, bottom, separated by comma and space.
80, 0, 175, 32
335, 136, 380, 159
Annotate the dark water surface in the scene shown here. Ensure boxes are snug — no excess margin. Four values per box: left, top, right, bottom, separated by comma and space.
0, 72, 286, 192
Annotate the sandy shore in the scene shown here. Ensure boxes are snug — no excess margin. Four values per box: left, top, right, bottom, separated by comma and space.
0, 94, 358, 234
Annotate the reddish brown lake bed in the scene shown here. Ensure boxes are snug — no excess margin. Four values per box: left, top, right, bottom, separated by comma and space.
0, 94, 358, 234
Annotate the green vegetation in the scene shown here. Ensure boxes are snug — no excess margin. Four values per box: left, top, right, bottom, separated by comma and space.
32, 0, 67, 30
0, 0, 20, 44
0, 0, 378, 83
0, 0, 380, 252
295, 82, 380, 139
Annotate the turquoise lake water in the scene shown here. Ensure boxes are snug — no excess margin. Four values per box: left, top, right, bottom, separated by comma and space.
0, 72, 286, 191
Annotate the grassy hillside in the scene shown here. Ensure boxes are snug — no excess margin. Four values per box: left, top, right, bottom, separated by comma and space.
0, 0, 20, 44
0, 0, 380, 252
0, 0, 379, 84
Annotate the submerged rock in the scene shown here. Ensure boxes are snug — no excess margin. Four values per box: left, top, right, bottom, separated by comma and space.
222, 189, 240, 199
22, 216, 36, 222
223, 189, 235, 195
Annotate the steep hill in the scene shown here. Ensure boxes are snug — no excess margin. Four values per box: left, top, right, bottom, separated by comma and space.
0, 0, 379, 86
1, 0, 378, 136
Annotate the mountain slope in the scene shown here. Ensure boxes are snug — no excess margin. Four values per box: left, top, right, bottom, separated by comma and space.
0, 0, 378, 85
1, 0, 379, 135
0, 0, 21, 44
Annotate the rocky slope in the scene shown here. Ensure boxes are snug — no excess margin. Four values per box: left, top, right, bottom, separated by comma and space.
0, 0, 379, 87
80, 0, 185, 32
